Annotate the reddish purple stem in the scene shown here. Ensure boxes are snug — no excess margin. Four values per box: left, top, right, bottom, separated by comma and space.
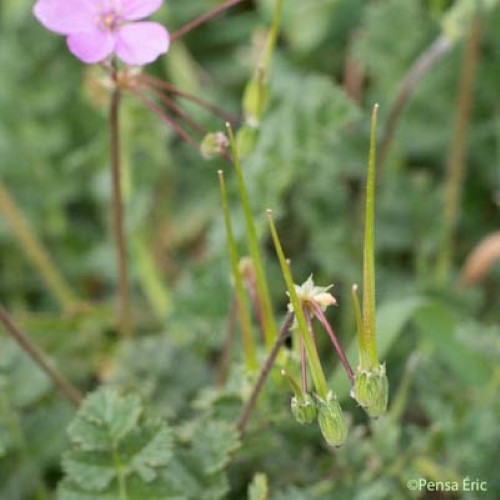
138, 74, 240, 124
170, 0, 247, 42
144, 84, 207, 136
312, 303, 354, 384
130, 88, 199, 151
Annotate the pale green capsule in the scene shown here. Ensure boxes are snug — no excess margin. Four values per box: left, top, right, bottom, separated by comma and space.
291, 394, 317, 424
352, 364, 388, 418
236, 125, 259, 159
316, 392, 347, 447
242, 69, 268, 126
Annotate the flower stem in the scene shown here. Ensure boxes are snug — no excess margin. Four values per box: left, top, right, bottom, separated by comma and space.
145, 85, 207, 136
362, 104, 380, 369
227, 125, 277, 350
267, 210, 328, 399
311, 303, 354, 385
216, 296, 238, 385
281, 368, 305, 402
351, 283, 368, 366
437, 15, 482, 285
109, 86, 132, 339
218, 170, 257, 371
378, 35, 452, 170
0, 304, 82, 407
138, 74, 239, 124
170, 0, 247, 42
0, 181, 78, 313
237, 312, 294, 434
130, 88, 199, 150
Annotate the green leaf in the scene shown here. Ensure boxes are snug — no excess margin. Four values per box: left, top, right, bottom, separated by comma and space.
413, 304, 491, 386
59, 388, 174, 498
190, 421, 240, 476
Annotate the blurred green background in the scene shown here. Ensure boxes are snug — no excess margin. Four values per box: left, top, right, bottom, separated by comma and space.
0, 0, 499, 499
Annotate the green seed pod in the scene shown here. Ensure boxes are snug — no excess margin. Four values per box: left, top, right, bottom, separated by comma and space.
316, 392, 347, 447
236, 125, 259, 159
291, 394, 317, 424
200, 132, 229, 160
352, 364, 388, 418
242, 67, 268, 126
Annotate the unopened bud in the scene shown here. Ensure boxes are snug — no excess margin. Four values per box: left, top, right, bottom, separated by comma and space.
316, 392, 347, 447
352, 364, 388, 418
201, 132, 229, 160
291, 394, 317, 424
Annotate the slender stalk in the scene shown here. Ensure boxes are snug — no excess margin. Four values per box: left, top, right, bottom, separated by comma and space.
0, 304, 82, 407
227, 125, 277, 350
218, 170, 257, 371
311, 303, 354, 384
144, 84, 207, 136
378, 35, 453, 170
216, 296, 238, 385
299, 334, 307, 393
362, 104, 379, 368
267, 210, 328, 398
437, 16, 482, 284
237, 312, 294, 433
130, 88, 199, 150
109, 85, 133, 339
138, 74, 239, 123
0, 181, 78, 313
262, 0, 284, 68
132, 233, 171, 321
351, 283, 367, 366
112, 445, 128, 500
170, 0, 247, 42
281, 368, 305, 402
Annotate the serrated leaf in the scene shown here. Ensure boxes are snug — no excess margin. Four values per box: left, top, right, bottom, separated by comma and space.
191, 421, 240, 475
59, 388, 174, 499
62, 451, 115, 491
130, 424, 173, 482
71, 389, 142, 445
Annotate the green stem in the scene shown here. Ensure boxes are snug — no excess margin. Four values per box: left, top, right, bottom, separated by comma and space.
437, 15, 482, 285
0, 304, 82, 407
362, 104, 379, 368
267, 210, 328, 399
263, 0, 284, 69
281, 368, 305, 402
218, 170, 257, 371
132, 233, 171, 321
0, 181, 78, 313
227, 124, 277, 350
216, 296, 238, 385
351, 283, 368, 367
109, 85, 133, 339
112, 445, 128, 500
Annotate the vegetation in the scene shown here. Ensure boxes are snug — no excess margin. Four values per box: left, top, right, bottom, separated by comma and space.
0, 0, 499, 499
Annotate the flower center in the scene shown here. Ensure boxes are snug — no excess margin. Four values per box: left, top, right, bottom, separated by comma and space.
98, 11, 122, 31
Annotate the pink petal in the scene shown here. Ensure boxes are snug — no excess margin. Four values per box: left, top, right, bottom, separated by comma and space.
67, 29, 116, 64
33, 0, 97, 35
115, 22, 169, 66
121, 0, 163, 21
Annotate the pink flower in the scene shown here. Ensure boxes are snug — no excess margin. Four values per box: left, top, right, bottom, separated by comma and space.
33, 0, 170, 66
